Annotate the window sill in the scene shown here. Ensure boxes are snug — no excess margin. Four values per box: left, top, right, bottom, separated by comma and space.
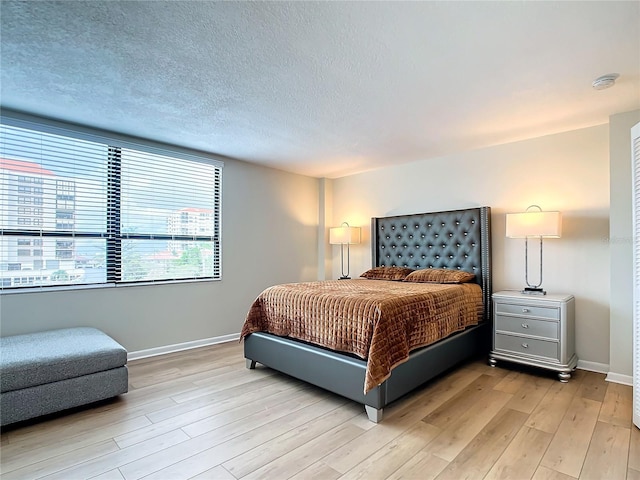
0, 277, 221, 295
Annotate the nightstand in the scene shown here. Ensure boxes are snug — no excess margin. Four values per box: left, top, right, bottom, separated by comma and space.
489, 291, 578, 382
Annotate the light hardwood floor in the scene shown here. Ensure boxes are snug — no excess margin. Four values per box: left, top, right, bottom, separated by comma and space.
1, 341, 637, 480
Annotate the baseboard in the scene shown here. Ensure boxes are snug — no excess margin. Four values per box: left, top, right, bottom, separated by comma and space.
577, 360, 633, 386
605, 372, 633, 386
127, 333, 241, 361
576, 360, 609, 374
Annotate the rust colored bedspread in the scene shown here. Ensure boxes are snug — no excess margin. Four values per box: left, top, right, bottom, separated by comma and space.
241, 279, 482, 393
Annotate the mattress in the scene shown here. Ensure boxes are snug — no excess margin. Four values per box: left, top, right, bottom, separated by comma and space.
241, 279, 482, 393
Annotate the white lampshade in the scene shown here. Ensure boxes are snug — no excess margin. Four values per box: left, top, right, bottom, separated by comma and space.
506, 211, 562, 238
329, 225, 361, 245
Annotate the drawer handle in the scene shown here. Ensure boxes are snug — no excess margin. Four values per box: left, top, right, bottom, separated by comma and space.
521, 343, 529, 348
522, 308, 530, 313
521, 323, 529, 329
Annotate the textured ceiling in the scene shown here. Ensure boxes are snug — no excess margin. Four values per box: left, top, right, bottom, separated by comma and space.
1, 1, 639, 178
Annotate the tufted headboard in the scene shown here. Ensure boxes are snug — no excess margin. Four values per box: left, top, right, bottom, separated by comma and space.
372, 206, 492, 322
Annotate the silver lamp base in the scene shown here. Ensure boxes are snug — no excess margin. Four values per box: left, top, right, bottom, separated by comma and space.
521, 287, 546, 295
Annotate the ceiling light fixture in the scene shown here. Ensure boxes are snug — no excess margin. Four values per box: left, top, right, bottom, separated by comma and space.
592, 73, 619, 90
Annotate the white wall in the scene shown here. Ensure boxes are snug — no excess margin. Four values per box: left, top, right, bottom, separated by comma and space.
0, 158, 320, 352
332, 125, 611, 368
609, 109, 640, 380
317, 178, 334, 280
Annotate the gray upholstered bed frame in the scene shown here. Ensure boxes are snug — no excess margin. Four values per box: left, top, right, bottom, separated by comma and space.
244, 206, 492, 422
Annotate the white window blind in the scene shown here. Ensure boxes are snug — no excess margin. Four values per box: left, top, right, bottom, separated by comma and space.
0, 117, 222, 290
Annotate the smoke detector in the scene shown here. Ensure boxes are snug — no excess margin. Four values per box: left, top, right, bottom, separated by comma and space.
592, 73, 619, 90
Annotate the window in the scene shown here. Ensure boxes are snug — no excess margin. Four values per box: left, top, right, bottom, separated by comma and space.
1, 116, 222, 290
45, 260, 59, 270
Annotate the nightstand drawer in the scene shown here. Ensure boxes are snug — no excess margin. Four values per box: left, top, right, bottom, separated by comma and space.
495, 302, 559, 320
495, 315, 559, 340
495, 333, 558, 360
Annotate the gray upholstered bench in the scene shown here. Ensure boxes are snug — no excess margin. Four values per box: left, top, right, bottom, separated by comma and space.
0, 327, 128, 426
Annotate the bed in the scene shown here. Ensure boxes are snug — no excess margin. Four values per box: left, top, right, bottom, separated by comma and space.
242, 206, 492, 422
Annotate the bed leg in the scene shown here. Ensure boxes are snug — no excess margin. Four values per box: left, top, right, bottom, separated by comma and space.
245, 359, 256, 370
365, 405, 383, 423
